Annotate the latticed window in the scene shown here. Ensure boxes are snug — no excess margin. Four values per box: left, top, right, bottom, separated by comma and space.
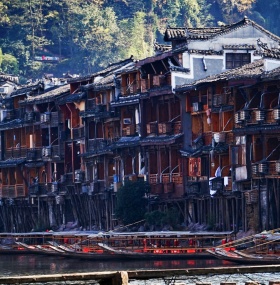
226, 53, 251, 69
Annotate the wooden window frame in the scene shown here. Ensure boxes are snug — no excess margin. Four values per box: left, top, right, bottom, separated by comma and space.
226, 53, 251, 69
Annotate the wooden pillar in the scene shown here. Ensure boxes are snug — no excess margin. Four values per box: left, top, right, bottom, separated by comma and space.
266, 178, 269, 230
242, 192, 245, 232
112, 271, 128, 285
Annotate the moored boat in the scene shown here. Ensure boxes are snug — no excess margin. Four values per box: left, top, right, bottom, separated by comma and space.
0, 230, 235, 260
207, 228, 280, 264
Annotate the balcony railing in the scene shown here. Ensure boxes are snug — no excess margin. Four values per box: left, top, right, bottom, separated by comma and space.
0, 184, 24, 198
121, 82, 140, 96
212, 92, 232, 107
158, 122, 172, 135
235, 108, 280, 127
26, 147, 43, 161
146, 121, 158, 135
185, 176, 209, 195
40, 111, 61, 128
28, 183, 50, 195
4, 147, 27, 160
87, 138, 108, 152
122, 125, 136, 136
252, 161, 280, 177
72, 126, 84, 140
42, 145, 64, 161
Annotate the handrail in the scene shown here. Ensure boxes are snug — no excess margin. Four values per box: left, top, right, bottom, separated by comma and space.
169, 165, 179, 182
160, 166, 170, 183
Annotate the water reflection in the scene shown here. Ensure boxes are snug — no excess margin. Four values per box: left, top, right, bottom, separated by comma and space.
0, 254, 234, 276
1, 255, 280, 285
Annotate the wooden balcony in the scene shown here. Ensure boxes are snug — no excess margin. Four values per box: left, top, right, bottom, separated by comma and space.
52, 144, 64, 160
122, 125, 135, 136
212, 92, 232, 107
173, 121, 182, 134
158, 122, 172, 135
185, 176, 209, 195
171, 173, 183, 184
121, 82, 139, 96
42, 145, 64, 161
146, 121, 157, 135
4, 147, 27, 160
72, 126, 85, 140
88, 138, 108, 152
87, 98, 96, 109
0, 184, 24, 198
40, 111, 61, 128
28, 183, 49, 195
252, 161, 280, 177
26, 148, 43, 161
235, 108, 280, 127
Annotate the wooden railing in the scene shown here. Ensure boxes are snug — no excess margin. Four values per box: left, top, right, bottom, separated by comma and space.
88, 138, 108, 152
72, 126, 84, 140
0, 184, 24, 198
4, 147, 27, 159
26, 147, 42, 161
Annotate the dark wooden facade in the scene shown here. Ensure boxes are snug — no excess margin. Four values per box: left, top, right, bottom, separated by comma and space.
0, 18, 280, 232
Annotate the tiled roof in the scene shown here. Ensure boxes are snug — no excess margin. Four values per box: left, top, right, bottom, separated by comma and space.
111, 94, 141, 107
67, 57, 135, 83
261, 49, 280, 59
164, 17, 280, 43
141, 133, 183, 146
175, 59, 265, 92
223, 44, 256, 50
0, 158, 25, 168
11, 82, 44, 97
81, 61, 136, 91
0, 119, 23, 131
57, 92, 85, 104
0, 73, 19, 84
113, 136, 140, 148
261, 66, 280, 80
21, 84, 70, 104
154, 42, 172, 53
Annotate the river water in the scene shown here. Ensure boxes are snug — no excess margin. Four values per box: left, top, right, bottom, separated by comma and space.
0, 254, 280, 285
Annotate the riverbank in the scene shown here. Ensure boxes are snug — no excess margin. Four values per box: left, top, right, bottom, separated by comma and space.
1, 264, 280, 284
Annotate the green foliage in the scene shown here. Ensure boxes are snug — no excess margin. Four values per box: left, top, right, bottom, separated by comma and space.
115, 181, 148, 225
1, 53, 18, 74
0, 0, 278, 79
121, 12, 154, 60
145, 207, 180, 229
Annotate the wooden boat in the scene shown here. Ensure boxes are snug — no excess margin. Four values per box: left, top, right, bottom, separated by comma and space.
207, 228, 280, 264
15, 241, 65, 256
82, 230, 236, 260
207, 248, 280, 264
0, 230, 235, 260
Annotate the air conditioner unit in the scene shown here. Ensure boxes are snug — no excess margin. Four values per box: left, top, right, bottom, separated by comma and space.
192, 102, 203, 112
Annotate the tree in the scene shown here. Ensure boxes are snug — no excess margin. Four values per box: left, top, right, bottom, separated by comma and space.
115, 181, 149, 226
0, 53, 18, 74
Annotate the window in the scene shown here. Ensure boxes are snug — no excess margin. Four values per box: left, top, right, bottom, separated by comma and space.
226, 53, 251, 69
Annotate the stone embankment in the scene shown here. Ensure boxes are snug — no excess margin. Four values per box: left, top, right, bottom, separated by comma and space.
1, 265, 280, 284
